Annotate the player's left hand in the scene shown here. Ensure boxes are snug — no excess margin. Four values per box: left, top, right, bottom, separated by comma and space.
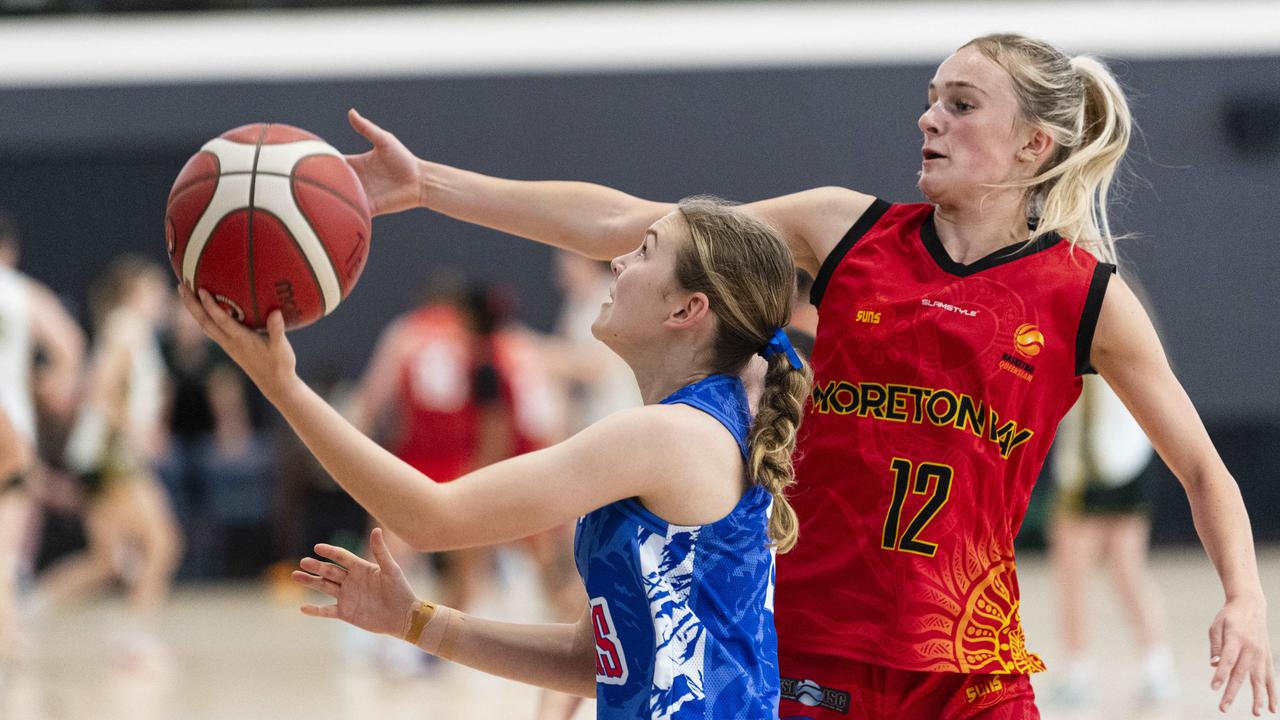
292, 527, 418, 638
178, 284, 299, 402
1209, 596, 1277, 715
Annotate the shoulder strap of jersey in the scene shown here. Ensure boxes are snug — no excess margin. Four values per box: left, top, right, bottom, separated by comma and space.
1075, 261, 1117, 375
659, 374, 751, 458
810, 198, 892, 307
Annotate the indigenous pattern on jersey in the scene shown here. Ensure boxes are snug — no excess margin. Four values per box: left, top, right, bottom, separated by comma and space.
574, 374, 780, 719
775, 200, 1113, 675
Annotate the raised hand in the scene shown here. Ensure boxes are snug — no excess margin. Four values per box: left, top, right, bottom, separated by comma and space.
344, 108, 424, 217
1209, 597, 1277, 715
292, 527, 418, 638
177, 285, 298, 402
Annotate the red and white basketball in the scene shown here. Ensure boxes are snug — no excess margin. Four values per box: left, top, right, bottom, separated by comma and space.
164, 123, 371, 329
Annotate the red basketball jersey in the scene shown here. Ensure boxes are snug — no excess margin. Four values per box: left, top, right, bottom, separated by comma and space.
776, 200, 1113, 675
393, 305, 487, 481
490, 328, 564, 455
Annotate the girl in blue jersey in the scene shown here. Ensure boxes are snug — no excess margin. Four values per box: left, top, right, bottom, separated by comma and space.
179, 197, 811, 719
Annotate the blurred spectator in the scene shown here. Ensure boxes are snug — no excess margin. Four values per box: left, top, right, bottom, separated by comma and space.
158, 303, 272, 579
541, 252, 642, 430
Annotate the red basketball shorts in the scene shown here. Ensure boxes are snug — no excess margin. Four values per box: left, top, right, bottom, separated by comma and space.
779, 652, 1039, 720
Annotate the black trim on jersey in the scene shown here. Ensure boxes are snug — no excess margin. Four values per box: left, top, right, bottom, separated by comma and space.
920, 210, 1063, 277
810, 198, 891, 307
1075, 262, 1116, 375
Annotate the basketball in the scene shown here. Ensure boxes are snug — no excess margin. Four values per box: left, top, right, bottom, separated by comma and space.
164, 123, 371, 329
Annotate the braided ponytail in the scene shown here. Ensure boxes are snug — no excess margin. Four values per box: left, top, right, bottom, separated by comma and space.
747, 352, 812, 552
675, 197, 813, 552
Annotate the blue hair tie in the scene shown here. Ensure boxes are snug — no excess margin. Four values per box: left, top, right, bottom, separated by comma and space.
759, 327, 804, 370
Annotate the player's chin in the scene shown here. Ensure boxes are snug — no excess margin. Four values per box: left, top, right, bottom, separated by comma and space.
589, 311, 609, 341
916, 172, 944, 203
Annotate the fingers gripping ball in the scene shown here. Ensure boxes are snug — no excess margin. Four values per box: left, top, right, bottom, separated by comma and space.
165, 123, 371, 329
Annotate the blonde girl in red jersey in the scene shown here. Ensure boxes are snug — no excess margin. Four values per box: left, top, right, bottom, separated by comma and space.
334, 32, 1273, 718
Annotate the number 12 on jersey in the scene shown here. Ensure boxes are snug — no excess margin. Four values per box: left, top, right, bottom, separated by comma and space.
881, 458, 954, 557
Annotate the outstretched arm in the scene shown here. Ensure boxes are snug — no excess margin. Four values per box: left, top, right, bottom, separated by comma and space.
346, 316, 409, 434
294, 527, 596, 697
1092, 276, 1275, 716
343, 110, 876, 273
179, 285, 665, 551
345, 109, 668, 261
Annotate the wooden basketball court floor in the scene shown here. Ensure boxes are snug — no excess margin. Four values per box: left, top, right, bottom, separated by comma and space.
3, 546, 1276, 720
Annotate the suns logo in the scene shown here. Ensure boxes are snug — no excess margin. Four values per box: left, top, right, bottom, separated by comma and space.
1014, 323, 1044, 358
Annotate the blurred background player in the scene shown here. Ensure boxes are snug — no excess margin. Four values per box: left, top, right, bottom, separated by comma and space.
158, 301, 270, 580
0, 209, 85, 677
38, 255, 183, 671
348, 277, 554, 676
544, 251, 643, 433
1048, 373, 1177, 709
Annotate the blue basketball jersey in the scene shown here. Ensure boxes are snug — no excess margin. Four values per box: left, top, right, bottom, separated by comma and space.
574, 373, 780, 719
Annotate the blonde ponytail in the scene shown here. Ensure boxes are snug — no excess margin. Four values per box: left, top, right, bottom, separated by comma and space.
964, 35, 1134, 265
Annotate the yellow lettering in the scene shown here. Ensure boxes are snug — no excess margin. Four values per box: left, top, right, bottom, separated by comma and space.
904, 386, 930, 423
858, 382, 887, 419
811, 377, 1036, 459
926, 390, 959, 426
954, 394, 986, 437
884, 384, 910, 422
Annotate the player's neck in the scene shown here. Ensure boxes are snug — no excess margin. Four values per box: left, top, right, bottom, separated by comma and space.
933, 196, 1029, 265
628, 353, 717, 405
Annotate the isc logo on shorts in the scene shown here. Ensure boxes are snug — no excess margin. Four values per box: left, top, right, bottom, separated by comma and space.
781, 677, 851, 714
590, 597, 629, 685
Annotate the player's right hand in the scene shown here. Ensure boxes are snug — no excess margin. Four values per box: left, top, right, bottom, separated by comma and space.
344, 108, 424, 217
292, 527, 418, 639
1209, 596, 1277, 715
179, 285, 299, 404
